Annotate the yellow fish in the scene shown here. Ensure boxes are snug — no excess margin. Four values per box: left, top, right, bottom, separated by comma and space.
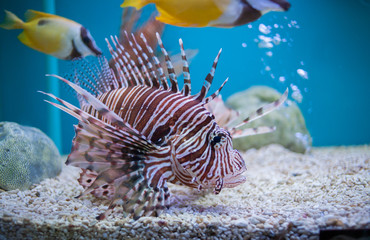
0, 10, 102, 60
121, 0, 291, 28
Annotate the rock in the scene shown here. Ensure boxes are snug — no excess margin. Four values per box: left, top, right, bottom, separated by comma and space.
0, 122, 62, 190
226, 86, 312, 153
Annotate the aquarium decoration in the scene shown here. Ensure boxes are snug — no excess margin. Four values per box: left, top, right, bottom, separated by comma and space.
0, 122, 61, 191
224, 86, 312, 153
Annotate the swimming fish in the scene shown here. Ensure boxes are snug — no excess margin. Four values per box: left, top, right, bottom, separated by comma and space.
0, 10, 102, 60
120, 0, 291, 27
41, 33, 288, 220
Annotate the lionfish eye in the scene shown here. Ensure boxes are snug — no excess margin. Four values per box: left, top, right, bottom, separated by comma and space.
212, 136, 222, 144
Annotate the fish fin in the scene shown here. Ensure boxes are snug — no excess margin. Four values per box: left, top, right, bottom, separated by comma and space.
0, 10, 24, 29
205, 95, 240, 128
69, 56, 118, 99
231, 126, 276, 139
24, 9, 56, 22
155, 9, 192, 27
204, 77, 228, 104
194, 48, 222, 102
71, 119, 170, 220
121, 0, 150, 9
178, 39, 191, 95
78, 169, 97, 189
47, 74, 134, 130
230, 88, 289, 131
17, 32, 35, 49
140, 33, 169, 90
78, 169, 116, 200
157, 46, 199, 85
156, 32, 179, 92
41, 85, 171, 220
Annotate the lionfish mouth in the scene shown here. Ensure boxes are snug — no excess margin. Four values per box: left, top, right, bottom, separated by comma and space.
222, 151, 247, 188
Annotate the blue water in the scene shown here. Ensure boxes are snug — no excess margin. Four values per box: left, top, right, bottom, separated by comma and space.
0, 0, 369, 154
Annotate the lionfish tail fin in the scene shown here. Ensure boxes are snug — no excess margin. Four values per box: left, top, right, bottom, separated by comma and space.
230, 88, 289, 131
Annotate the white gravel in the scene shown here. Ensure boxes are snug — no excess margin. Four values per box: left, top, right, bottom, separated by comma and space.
0, 144, 369, 239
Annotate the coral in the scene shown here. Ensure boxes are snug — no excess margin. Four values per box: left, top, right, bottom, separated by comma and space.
226, 86, 312, 153
0, 122, 62, 190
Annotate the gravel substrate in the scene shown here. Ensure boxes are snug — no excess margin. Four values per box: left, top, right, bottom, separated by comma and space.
1, 144, 369, 239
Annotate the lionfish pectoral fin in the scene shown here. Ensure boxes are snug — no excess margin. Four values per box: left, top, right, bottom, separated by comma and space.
231, 126, 276, 138
168, 138, 200, 188
68, 122, 167, 219
41, 82, 170, 220
214, 178, 224, 195
93, 164, 170, 220
71, 123, 169, 220
230, 88, 289, 131
77, 169, 116, 200
45, 74, 139, 131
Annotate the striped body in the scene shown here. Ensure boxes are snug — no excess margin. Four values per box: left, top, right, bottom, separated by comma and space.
42, 33, 287, 220
82, 84, 244, 189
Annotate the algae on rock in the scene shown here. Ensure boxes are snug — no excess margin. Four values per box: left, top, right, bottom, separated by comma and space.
0, 122, 62, 190
226, 86, 311, 153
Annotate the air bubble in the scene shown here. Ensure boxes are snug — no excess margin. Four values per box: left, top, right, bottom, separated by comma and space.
297, 69, 309, 79
259, 24, 271, 34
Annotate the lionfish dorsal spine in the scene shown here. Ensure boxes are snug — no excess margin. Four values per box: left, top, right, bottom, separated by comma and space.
194, 48, 222, 102
140, 32, 169, 90
132, 34, 160, 88
105, 37, 129, 88
156, 32, 179, 93
204, 77, 229, 104
122, 32, 148, 86
108, 35, 138, 87
113, 35, 144, 86
179, 38, 191, 96
130, 33, 154, 88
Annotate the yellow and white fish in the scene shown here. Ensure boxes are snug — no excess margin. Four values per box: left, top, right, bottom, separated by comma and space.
121, 0, 291, 28
0, 10, 102, 60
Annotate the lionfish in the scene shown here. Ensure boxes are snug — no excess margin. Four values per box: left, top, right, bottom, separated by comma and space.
41, 33, 288, 220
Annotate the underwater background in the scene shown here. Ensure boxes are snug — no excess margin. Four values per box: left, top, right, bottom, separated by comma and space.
0, 0, 369, 154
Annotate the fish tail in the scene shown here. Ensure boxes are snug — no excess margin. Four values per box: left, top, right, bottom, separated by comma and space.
120, 0, 151, 9
0, 10, 24, 30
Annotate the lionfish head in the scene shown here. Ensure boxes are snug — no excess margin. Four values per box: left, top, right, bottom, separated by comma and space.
200, 126, 247, 194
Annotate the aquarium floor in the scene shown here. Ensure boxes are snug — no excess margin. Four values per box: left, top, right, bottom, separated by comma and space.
0, 144, 369, 239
